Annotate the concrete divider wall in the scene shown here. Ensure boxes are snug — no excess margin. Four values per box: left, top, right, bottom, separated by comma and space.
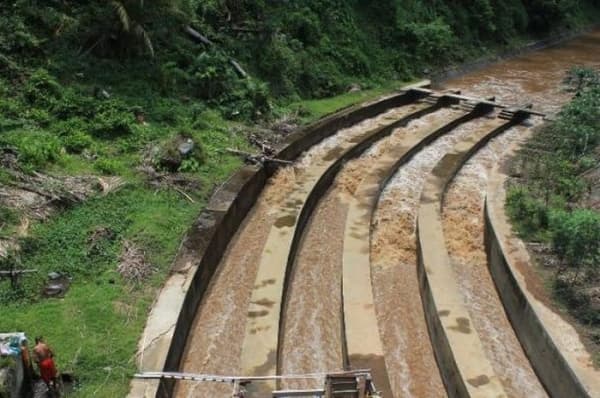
483, 201, 590, 398
139, 87, 429, 398
415, 234, 468, 398
415, 112, 526, 398
277, 97, 447, 377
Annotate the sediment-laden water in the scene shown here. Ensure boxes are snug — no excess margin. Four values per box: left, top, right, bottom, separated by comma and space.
175, 29, 600, 398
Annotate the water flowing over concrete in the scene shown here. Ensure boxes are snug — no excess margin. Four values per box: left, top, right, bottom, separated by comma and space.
171, 29, 600, 398
442, 126, 547, 397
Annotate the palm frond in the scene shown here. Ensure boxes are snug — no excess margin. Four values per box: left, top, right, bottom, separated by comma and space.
112, 1, 131, 32
134, 24, 154, 57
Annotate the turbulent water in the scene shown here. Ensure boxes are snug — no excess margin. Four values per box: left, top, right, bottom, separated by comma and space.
442, 125, 548, 398
371, 116, 501, 398
279, 107, 460, 392
176, 29, 600, 398
175, 104, 425, 397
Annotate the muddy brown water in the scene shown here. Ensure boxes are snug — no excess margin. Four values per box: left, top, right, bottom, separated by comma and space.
441, 29, 600, 114
279, 108, 460, 393
176, 29, 600, 397
175, 105, 425, 397
372, 116, 500, 398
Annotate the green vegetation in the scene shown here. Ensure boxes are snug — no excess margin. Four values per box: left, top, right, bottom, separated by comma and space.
506, 67, 600, 361
1, 1, 600, 395
0, 188, 205, 396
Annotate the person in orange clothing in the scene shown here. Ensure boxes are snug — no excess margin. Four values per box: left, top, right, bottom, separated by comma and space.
33, 336, 58, 391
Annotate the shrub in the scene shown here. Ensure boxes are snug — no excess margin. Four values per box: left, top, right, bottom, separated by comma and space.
297, 51, 346, 98
0, 97, 23, 124
91, 101, 135, 138
506, 186, 549, 236
222, 78, 271, 120
189, 51, 238, 100
94, 158, 124, 175
399, 19, 457, 65
1, 131, 62, 169
550, 209, 600, 277
63, 130, 95, 154
284, 8, 322, 46
24, 68, 62, 107
256, 34, 302, 96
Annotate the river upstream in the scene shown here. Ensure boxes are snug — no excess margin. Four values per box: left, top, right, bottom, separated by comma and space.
174, 29, 600, 397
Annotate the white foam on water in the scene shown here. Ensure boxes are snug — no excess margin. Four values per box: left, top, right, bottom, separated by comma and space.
443, 125, 548, 397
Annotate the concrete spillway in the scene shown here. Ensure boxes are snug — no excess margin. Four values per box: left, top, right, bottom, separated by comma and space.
131, 29, 600, 398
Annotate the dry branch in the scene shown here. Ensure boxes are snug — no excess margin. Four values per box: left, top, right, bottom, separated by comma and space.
226, 148, 292, 166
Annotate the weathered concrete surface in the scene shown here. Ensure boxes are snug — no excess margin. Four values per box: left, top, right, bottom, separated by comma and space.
241, 101, 438, 397
342, 107, 488, 397
128, 83, 430, 398
486, 161, 600, 398
131, 166, 262, 398
416, 114, 525, 397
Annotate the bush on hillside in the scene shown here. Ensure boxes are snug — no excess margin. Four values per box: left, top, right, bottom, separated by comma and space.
551, 209, 600, 279
398, 19, 457, 65
24, 69, 62, 107
0, 131, 63, 170
506, 186, 549, 237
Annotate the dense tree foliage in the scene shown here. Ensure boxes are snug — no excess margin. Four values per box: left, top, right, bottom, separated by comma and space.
1, 0, 595, 175
2, 0, 599, 103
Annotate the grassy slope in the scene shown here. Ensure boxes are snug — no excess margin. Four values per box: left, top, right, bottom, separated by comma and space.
0, 85, 401, 396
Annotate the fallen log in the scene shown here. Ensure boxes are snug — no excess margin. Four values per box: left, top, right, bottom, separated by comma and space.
185, 26, 213, 46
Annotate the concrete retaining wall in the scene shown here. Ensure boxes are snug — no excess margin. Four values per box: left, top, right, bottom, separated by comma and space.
131, 86, 429, 398
483, 201, 592, 398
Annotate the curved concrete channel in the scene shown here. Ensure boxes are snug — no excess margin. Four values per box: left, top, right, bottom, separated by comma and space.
174, 90, 435, 398
484, 145, 600, 398
240, 98, 441, 396
174, 98, 550, 398
132, 28, 600, 398
441, 125, 548, 398
132, 87, 430, 398
277, 104, 465, 395
274, 103, 478, 394
339, 104, 492, 397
